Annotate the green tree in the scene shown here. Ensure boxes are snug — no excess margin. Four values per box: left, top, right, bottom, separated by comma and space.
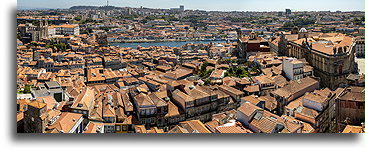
23, 85, 31, 94
204, 79, 211, 85
224, 66, 249, 78
74, 16, 82, 21
30, 41, 39, 46
53, 43, 68, 52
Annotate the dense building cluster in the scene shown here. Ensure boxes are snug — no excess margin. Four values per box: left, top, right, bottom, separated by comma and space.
16, 6, 364, 133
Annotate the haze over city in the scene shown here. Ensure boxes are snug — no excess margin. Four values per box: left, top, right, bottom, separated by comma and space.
18, 0, 364, 11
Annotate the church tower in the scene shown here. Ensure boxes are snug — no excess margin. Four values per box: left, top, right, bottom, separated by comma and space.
38, 20, 48, 40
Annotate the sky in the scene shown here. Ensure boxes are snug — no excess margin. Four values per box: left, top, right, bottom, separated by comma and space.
17, 0, 364, 11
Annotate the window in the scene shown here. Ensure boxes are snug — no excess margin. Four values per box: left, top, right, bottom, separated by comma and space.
146, 109, 150, 115
122, 125, 127, 131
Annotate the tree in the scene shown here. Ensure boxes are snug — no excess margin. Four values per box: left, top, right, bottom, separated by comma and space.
224, 66, 249, 78
53, 43, 68, 52
23, 85, 31, 94
45, 44, 52, 49
30, 41, 39, 47
283, 22, 294, 28
204, 79, 211, 85
74, 16, 82, 21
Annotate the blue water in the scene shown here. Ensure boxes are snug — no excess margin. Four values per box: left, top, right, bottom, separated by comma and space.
109, 40, 229, 48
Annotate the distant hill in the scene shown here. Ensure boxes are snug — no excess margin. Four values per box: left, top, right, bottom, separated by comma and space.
69, 6, 119, 10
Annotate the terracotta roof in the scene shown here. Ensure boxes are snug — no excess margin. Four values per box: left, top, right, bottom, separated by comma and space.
36, 96, 57, 110
172, 89, 195, 102
134, 125, 147, 133
253, 75, 275, 85
103, 104, 116, 117
302, 92, 328, 105
237, 102, 261, 117
258, 96, 277, 111
89, 100, 103, 122
134, 93, 155, 107
168, 125, 189, 133
271, 77, 319, 101
204, 120, 220, 132
296, 106, 319, 119
338, 86, 364, 102
210, 69, 226, 79
243, 85, 260, 93
219, 85, 244, 96
71, 87, 95, 111
250, 114, 278, 133
28, 100, 47, 109
83, 122, 104, 133
186, 88, 210, 100
17, 112, 24, 122
180, 120, 211, 133
51, 24, 79, 28
272, 75, 288, 88
47, 112, 83, 133
342, 125, 364, 133
165, 101, 180, 117
241, 95, 262, 105
216, 126, 251, 133
281, 115, 304, 133
121, 93, 133, 112
149, 93, 167, 107
147, 127, 165, 133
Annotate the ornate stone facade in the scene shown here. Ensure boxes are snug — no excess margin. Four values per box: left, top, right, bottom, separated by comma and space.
278, 29, 356, 90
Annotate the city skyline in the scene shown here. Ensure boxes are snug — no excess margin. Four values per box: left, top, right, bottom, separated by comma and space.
16, 0, 365, 134
18, 0, 364, 11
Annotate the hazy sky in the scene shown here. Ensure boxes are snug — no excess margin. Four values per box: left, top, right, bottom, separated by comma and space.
18, 0, 364, 11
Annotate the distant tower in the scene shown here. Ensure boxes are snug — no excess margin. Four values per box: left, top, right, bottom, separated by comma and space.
285, 9, 291, 15
37, 20, 48, 40
107, 0, 109, 6
180, 5, 184, 12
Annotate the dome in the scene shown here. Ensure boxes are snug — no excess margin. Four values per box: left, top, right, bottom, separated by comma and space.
299, 28, 308, 33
